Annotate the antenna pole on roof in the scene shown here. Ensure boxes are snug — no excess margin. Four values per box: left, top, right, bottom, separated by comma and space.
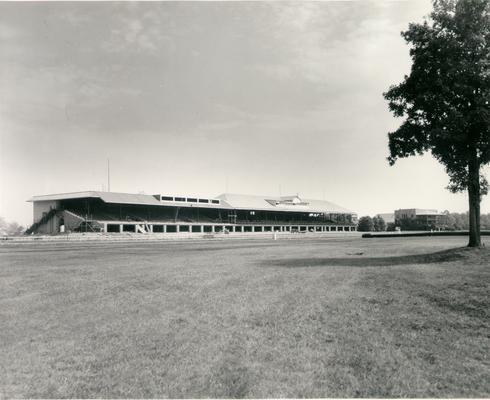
107, 158, 111, 192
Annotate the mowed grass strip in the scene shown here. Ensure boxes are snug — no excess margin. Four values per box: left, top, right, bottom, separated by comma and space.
0, 237, 489, 398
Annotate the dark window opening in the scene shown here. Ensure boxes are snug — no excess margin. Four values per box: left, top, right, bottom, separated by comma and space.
198, 199, 209, 203
192, 225, 201, 232
167, 225, 177, 233
107, 224, 119, 233
123, 224, 135, 232
153, 225, 164, 233
214, 225, 223, 232
253, 226, 262, 232
179, 225, 189, 232
203, 225, 213, 232
161, 196, 174, 201
244, 226, 252, 232
175, 197, 185, 202
187, 198, 197, 203
211, 200, 220, 204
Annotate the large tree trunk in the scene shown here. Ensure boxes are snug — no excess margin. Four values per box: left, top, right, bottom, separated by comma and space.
468, 151, 481, 247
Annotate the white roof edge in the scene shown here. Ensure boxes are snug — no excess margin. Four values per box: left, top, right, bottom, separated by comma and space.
28, 191, 101, 202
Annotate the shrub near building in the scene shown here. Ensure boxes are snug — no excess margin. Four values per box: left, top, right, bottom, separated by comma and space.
372, 216, 387, 232
358, 216, 372, 232
357, 216, 387, 232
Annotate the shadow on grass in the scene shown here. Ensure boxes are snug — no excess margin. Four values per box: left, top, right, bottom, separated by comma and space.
267, 247, 470, 268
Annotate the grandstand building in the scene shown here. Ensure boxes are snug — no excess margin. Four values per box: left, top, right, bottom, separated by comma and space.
27, 191, 358, 235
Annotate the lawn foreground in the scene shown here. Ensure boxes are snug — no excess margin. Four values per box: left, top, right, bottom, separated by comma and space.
0, 236, 489, 398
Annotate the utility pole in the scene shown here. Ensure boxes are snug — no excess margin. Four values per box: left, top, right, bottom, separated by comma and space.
107, 158, 111, 192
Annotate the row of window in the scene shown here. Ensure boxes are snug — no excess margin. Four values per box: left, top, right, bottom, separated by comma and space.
106, 224, 355, 233
159, 195, 220, 205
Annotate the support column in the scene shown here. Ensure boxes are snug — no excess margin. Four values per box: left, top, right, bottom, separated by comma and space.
163, 225, 167, 233
176, 225, 180, 233
119, 224, 123, 233
103, 223, 107, 233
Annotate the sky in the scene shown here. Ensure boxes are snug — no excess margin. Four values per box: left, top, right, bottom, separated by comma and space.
1, 0, 489, 227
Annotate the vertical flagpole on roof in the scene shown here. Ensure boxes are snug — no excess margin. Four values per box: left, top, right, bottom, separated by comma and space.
107, 158, 111, 192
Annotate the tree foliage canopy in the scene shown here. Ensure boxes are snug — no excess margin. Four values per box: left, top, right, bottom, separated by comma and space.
372, 216, 387, 232
384, 0, 490, 194
357, 216, 374, 232
0, 217, 25, 236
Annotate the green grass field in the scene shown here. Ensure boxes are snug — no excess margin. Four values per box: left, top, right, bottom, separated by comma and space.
1, 236, 489, 398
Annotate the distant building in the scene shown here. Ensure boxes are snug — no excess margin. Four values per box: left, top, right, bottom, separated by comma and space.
394, 208, 447, 230
26, 191, 358, 235
376, 213, 395, 224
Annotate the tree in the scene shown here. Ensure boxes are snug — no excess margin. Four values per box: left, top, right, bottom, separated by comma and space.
444, 212, 457, 230
373, 216, 387, 232
399, 217, 427, 231
357, 216, 374, 232
0, 217, 6, 236
384, 0, 490, 247
457, 213, 466, 229
0, 217, 25, 236
7, 222, 25, 236
386, 222, 397, 231
481, 213, 490, 229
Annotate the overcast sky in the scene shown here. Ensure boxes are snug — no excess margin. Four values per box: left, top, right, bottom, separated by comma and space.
1, 1, 489, 226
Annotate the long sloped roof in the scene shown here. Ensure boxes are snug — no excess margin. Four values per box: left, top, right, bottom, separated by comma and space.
217, 193, 354, 214
28, 191, 227, 209
29, 191, 355, 214
29, 191, 162, 206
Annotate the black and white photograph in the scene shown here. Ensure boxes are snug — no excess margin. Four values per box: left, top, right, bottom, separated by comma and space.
0, 0, 489, 398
